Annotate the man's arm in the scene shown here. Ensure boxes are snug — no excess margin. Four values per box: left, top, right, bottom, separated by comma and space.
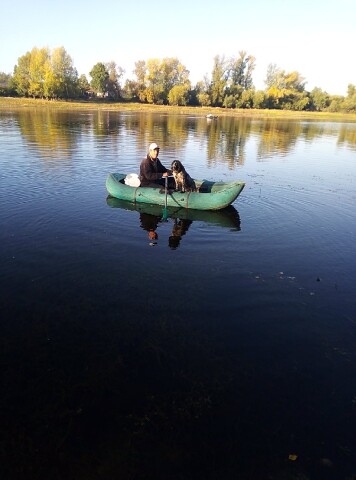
155, 159, 168, 175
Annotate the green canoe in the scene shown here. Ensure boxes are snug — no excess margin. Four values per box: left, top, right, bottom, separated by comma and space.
106, 173, 245, 211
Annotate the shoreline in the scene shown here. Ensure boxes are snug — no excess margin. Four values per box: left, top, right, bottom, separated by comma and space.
1, 96, 356, 121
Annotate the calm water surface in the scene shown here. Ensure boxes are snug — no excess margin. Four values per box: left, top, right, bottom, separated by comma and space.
1, 109, 356, 480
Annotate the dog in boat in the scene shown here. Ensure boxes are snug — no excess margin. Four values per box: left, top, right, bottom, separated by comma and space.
169, 218, 193, 249
171, 160, 197, 192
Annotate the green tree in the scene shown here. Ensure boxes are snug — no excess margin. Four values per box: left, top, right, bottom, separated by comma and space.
156, 57, 190, 103
327, 95, 344, 112
0, 72, 15, 96
209, 52, 256, 108
78, 74, 90, 97
132, 60, 147, 101
122, 79, 139, 101
161, 57, 190, 94
89, 62, 109, 96
197, 92, 211, 106
0, 72, 11, 83
210, 55, 227, 107
223, 94, 236, 108
13, 52, 31, 96
252, 90, 266, 109
195, 77, 211, 106
106, 61, 124, 100
265, 63, 280, 89
227, 51, 255, 90
50, 47, 78, 98
343, 84, 356, 112
309, 87, 329, 111
347, 84, 356, 97
240, 89, 254, 108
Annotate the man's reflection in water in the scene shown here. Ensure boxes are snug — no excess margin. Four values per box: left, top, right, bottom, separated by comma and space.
139, 213, 160, 246
139, 213, 192, 249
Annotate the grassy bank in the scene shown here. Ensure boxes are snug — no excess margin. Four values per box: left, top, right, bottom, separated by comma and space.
1, 96, 356, 121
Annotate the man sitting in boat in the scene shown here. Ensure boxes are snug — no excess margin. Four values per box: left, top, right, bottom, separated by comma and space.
139, 143, 174, 190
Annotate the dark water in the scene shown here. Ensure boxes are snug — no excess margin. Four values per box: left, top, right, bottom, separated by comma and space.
1, 109, 356, 480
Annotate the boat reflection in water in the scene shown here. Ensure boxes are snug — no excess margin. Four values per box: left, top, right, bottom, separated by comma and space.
106, 197, 241, 249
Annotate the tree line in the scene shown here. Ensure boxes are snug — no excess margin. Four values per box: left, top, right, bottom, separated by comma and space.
0, 46, 355, 113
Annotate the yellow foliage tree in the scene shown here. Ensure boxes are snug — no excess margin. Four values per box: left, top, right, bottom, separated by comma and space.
28, 47, 49, 98
265, 65, 309, 110
168, 84, 190, 106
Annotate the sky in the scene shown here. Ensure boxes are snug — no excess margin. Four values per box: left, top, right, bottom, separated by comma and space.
0, 0, 355, 95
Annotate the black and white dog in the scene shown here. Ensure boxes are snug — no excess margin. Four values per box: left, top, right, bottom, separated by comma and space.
171, 160, 197, 192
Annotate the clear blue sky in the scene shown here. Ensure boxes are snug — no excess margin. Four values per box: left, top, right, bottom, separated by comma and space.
1, 0, 355, 95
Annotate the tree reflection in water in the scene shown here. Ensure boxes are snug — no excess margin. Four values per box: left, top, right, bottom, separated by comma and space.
13, 109, 356, 165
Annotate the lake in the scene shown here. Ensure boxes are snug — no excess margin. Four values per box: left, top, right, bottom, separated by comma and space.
1, 108, 356, 480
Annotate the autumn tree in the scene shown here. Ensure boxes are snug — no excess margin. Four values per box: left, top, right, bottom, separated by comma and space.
13, 47, 49, 98
13, 46, 78, 99
29, 47, 50, 98
265, 64, 309, 110
142, 58, 162, 103
43, 47, 78, 99
168, 84, 190, 105
131, 57, 190, 104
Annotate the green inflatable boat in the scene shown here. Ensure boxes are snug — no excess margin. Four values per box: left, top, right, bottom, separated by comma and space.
106, 173, 245, 211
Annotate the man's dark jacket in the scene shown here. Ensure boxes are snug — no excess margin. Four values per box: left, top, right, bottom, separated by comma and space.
139, 155, 168, 187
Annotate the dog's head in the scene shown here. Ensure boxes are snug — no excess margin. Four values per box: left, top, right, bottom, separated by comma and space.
171, 160, 183, 174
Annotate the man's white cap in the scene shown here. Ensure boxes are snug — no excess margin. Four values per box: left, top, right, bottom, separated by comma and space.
149, 142, 160, 151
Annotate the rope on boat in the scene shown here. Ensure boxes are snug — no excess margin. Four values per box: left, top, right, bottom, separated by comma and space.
185, 191, 191, 209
